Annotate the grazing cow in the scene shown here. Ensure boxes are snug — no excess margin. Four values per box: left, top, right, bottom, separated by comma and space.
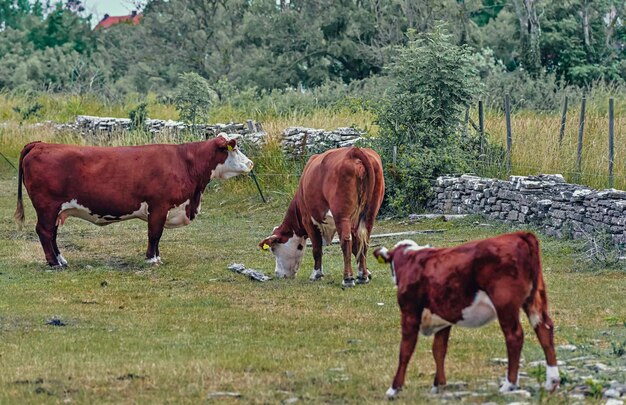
259, 147, 384, 287
15, 133, 253, 266
373, 232, 559, 399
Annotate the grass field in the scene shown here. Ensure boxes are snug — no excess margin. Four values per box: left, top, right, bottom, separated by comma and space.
1, 167, 625, 404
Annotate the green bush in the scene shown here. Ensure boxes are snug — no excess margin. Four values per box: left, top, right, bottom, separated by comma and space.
173, 72, 215, 127
375, 27, 481, 214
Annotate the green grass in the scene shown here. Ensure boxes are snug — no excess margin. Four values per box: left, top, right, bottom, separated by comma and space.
1, 94, 626, 403
1, 170, 625, 404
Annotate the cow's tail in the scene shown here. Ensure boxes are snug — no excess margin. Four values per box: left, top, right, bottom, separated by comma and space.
350, 147, 375, 259
15, 142, 39, 231
522, 232, 553, 331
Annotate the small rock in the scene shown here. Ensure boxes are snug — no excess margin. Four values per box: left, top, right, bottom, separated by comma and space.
45, 317, 66, 327
206, 392, 241, 400
490, 358, 508, 365
502, 390, 531, 398
604, 389, 622, 399
558, 344, 577, 351
605, 399, 624, 405
282, 398, 299, 404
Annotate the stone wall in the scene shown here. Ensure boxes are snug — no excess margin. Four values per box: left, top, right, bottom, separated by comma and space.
281, 127, 363, 156
59, 115, 267, 145
432, 174, 626, 244
55, 116, 365, 155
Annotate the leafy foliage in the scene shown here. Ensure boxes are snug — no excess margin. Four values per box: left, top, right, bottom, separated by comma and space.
173, 72, 215, 126
375, 27, 482, 213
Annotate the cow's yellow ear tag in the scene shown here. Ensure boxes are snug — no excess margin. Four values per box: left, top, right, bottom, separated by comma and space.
227, 145, 233, 152
262, 243, 270, 251
377, 255, 386, 264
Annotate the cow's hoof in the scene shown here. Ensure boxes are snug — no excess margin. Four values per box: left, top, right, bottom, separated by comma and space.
341, 277, 355, 288
386, 386, 401, 400
56, 254, 68, 267
146, 256, 162, 265
499, 379, 519, 393
544, 377, 560, 392
355, 274, 371, 284
309, 269, 324, 281
430, 385, 440, 394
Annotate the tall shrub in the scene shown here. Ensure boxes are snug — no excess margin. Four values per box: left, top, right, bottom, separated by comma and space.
173, 72, 215, 129
376, 27, 481, 214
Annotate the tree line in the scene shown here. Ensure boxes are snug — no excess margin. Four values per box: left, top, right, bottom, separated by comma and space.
2, 0, 626, 102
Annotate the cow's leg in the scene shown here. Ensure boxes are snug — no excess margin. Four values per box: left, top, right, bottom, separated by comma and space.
34, 209, 62, 267
309, 229, 324, 281
523, 305, 559, 391
146, 209, 167, 264
495, 304, 524, 392
352, 224, 371, 284
51, 225, 67, 266
387, 310, 420, 399
431, 326, 452, 393
337, 220, 354, 287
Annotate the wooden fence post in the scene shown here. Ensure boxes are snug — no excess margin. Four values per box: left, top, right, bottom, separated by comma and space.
478, 100, 485, 155
609, 97, 615, 188
559, 96, 568, 145
576, 97, 587, 182
504, 94, 512, 175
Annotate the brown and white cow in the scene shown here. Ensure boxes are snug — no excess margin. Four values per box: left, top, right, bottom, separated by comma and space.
15, 133, 253, 266
373, 232, 559, 399
259, 147, 384, 287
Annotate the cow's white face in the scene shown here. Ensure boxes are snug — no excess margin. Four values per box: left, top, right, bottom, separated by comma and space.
211, 134, 254, 180
265, 233, 307, 278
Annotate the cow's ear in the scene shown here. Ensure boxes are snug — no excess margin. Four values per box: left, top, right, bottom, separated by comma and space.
214, 133, 230, 149
373, 246, 392, 264
259, 235, 278, 251
226, 138, 237, 152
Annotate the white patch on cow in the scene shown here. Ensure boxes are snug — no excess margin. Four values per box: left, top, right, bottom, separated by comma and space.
58, 199, 153, 226
457, 290, 497, 328
271, 233, 307, 278
309, 268, 324, 281
544, 366, 560, 391
164, 199, 191, 229
499, 378, 519, 393
386, 387, 400, 399
57, 254, 68, 266
120, 201, 150, 221
210, 143, 253, 180
311, 210, 336, 245
420, 308, 453, 336
419, 291, 496, 336
59, 199, 117, 226
393, 239, 430, 253
529, 312, 542, 328
146, 256, 162, 265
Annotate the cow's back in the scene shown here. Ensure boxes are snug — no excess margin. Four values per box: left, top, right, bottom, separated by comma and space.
22, 142, 186, 216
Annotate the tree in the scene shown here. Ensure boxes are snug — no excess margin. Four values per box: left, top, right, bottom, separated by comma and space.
173, 72, 215, 130
376, 27, 481, 213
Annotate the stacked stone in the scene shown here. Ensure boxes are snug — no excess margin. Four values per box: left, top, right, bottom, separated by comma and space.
281, 127, 363, 157
62, 116, 267, 146
432, 174, 626, 244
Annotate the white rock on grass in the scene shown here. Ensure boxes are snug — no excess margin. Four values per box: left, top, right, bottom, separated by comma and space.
605, 399, 624, 405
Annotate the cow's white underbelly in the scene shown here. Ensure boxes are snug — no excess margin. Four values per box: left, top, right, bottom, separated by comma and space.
311, 210, 336, 245
420, 290, 497, 336
57, 199, 196, 228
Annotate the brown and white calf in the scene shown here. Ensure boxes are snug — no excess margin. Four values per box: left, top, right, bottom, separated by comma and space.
373, 232, 559, 398
15, 133, 253, 266
259, 147, 384, 287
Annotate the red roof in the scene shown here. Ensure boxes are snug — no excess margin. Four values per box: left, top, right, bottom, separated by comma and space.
95, 13, 142, 29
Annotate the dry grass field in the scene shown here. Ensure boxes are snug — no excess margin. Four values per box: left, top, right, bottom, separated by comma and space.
0, 95, 625, 403
0, 167, 625, 404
